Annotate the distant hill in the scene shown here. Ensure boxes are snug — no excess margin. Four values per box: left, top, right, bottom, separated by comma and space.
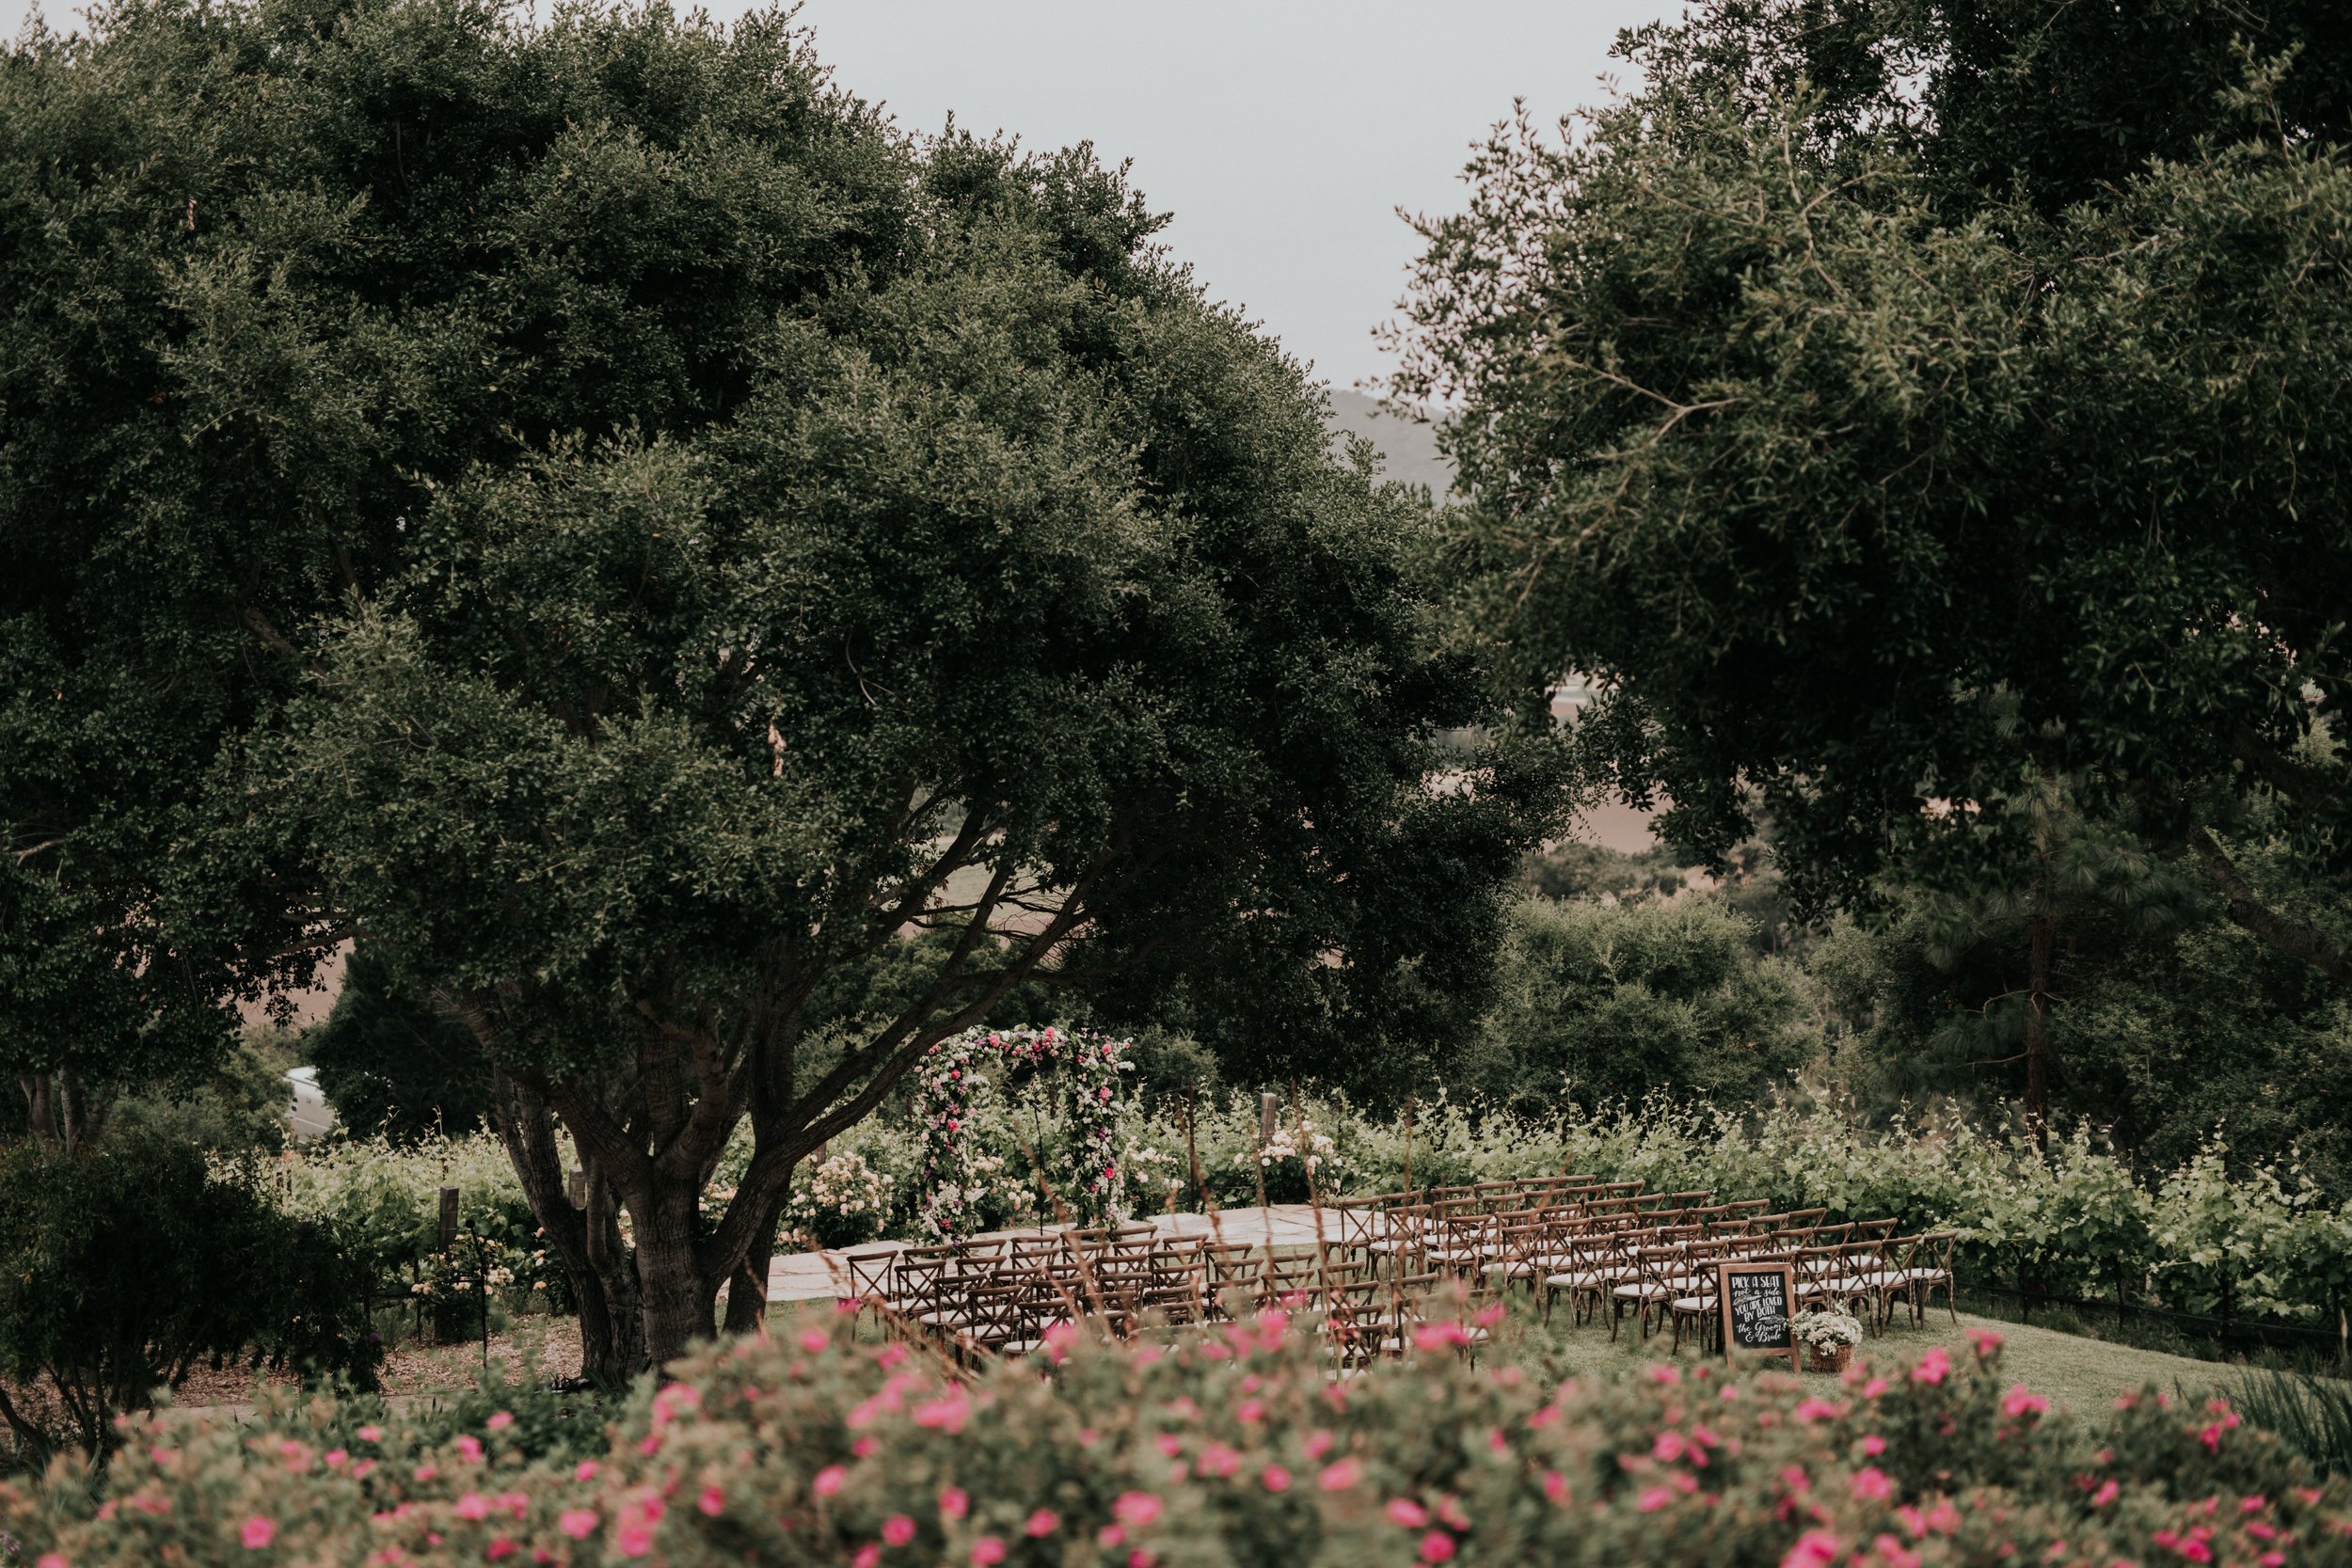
1325, 388, 1453, 495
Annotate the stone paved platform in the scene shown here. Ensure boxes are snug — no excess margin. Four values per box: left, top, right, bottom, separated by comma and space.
766, 1203, 1342, 1303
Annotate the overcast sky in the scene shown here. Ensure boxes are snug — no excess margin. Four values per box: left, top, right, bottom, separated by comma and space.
3, 0, 1675, 391
787, 1, 1675, 391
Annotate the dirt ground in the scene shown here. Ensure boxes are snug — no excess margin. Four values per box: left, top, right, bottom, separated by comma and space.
3, 1316, 587, 1432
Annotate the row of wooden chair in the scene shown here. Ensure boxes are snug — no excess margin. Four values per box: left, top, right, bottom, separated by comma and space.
842, 1226, 1454, 1367
1325, 1180, 1958, 1348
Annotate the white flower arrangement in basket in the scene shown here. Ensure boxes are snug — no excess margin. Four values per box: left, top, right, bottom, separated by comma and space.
1791, 1307, 1866, 1359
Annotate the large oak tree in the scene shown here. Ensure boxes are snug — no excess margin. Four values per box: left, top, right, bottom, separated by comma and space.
1396, 0, 2352, 1042
2, 0, 1555, 1374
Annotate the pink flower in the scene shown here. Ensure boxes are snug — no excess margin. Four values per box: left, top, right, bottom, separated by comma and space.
800, 1328, 831, 1354
358, 1425, 384, 1443
1968, 1329, 2005, 1356
1542, 1470, 1569, 1503
1794, 1398, 1848, 1424
1114, 1492, 1164, 1528
1236, 1399, 1265, 1425
1654, 1431, 1687, 1462
1420, 1531, 1457, 1563
1262, 1465, 1293, 1493
486, 1411, 516, 1432
1783, 1529, 1844, 1568
239, 1517, 277, 1550
2003, 1386, 2050, 1418
614, 1524, 655, 1559
1851, 1468, 1894, 1501
814, 1465, 849, 1497
456, 1493, 492, 1522
1912, 1348, 1951, 1386
699, 1487, 726, 1517
1304, 1430, 1335, 1459
940, 1488, 970, 1522
1638, 1485, 1676, 1513
882, 1515, 916, 1547
1415, 1321, 1472, 1351
1319, 1458, 1363, 1491
37, 1555, 68, 1568
487, 1541, 516, 1561
1025, 1509, 1060, 1537
1388, 1498, 1432, 1528
559, 1510, 599, 1541
855, 1547, 882, 1568
1649, 1365, 1683, 1385
1196, 1442, 1243, 1479
2091, 1481, 2121, 1508
972, 1539, 1007, 1566
1861, 1435, 1886, 1456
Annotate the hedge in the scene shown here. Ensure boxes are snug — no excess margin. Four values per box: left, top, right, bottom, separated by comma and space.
6, 1302, 2347, 1568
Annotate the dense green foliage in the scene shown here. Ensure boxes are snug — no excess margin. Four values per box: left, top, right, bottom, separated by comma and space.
8, 1300, 2347, 1568
306, 948, 494, 1141
0, 1133, 378, 1462
272, 1127, 569, 1334
1, 0, 1550, 1371
1464, 895, 1809, 1113
1396, 0, 2352, 990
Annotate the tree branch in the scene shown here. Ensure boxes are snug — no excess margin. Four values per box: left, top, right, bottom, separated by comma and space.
2186, 827, 2350, 984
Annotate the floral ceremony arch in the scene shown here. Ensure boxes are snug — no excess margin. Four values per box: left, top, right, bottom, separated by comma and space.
910, 1025, 1134, 1239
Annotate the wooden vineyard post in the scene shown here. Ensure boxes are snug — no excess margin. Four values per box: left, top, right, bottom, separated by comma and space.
1255, 1092, 1276, 1212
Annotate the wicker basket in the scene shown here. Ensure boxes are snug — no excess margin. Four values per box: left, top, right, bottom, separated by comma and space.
1805, 1342, 1854, 1374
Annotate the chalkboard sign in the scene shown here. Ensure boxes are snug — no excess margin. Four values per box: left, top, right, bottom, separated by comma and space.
1717, 1262, 1796, 1365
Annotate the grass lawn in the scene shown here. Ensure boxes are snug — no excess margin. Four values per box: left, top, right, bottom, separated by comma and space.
1482, 1287, 2229, 1413
776, 1281, 2233, 1417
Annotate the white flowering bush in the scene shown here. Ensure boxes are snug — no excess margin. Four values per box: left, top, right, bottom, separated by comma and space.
1239, 1117, 1340, 1204
1792, 1307, 1866, 1354
784, 1152, 893, 1251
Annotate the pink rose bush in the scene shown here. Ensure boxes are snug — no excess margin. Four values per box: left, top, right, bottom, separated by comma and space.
5, 1312, 2346, 1568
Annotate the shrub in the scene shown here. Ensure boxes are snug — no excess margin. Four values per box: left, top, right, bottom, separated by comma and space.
302, 947, 495, 1143
271, 1129, 565, 1330
1469, 895, 1814, 1114
786, 1153, 894, 1251
0, 1133, 379, 1461
6, 1306, 2347, 1568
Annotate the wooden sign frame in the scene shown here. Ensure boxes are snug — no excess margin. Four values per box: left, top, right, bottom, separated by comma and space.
1716, 1261, 1798, 1367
